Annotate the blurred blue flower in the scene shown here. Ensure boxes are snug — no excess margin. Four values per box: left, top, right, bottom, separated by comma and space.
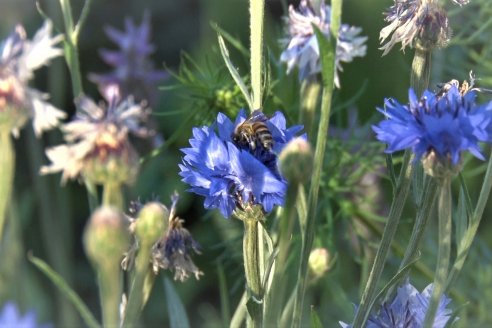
0, 302, 51, 328
179, 110, 303, 218
379, 0, 451, 55
89, 13, 166, 106
373, 85, 492, 166
340, 281, 455, 328
280, 0, 367, 88
0, 21, 65, 137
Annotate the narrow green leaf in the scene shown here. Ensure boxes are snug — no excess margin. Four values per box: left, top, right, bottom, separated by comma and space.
411, 162, 424, 206
217, 263, 231, 328
29, 254, 100, 328
217, 34, 253, 110
310, 307, 323, 328
458, 173, 473, 223
163, 277, 190, 328
455, 188, 467, 247
312, 25, 335, 90
211, 23, 249, 57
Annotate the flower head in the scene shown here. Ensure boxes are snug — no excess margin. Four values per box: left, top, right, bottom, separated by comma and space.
179, 110, 303, 218
373, 84, 492, 170
41, 94, 152, 185
280, 0, 367, 88
380, 0, 451, 55
340, 281, 456, 328
89, 13, 166, 107
0, 21, 65, 137
122, 193, 203, 282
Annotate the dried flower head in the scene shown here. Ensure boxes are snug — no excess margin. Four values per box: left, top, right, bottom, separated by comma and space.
0, 21, 65, 137
340, 281, 456, 328
280, 0, 367, 88
41, 94, 151, 185
380, 0, 451, 55
89, 13, 166, 107
373, 82, 492, 172
179, 110, 304, 218
123, 193, 203, 282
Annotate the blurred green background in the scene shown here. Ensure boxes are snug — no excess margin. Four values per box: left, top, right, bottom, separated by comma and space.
2, 0, 492, 326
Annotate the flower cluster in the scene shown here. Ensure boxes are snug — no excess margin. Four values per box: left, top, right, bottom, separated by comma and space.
122, 193, 202, 282
89, 13, 166, 106
380, 0, 451, 55
373, 84, 492, 169
0, 21, 65, 137
179, 110, 303, 218
41, 94, 152, 185
340, 281, 455, 328
280, 0, 367, 88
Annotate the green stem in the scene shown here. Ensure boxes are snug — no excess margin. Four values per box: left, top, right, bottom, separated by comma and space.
399, 177, 439, 270
266, 184, 300, 325
250, 0, 265, 111
243, 219, 263, 327
99, 266, 123, 327
291, 0, 341, 324
122, 242, 152, 327
423, 176, 452, 327
447, 150, 492, 288
299, 79, 321, 137
351, 151, 412, 328
102, 182, 124, 210
0, 131, 14, 242
410, 46, 432, 97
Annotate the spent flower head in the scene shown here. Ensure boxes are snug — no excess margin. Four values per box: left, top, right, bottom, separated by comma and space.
122, 193, 203, 282
380, 0, 451, 55
179, 110, 304, 218
340, 281, 455, 328
41, 93, 152, 185
280, 0, 367, 88
0, 21, 65, 137
89, 13, 166, 107
373, 82, 492, 173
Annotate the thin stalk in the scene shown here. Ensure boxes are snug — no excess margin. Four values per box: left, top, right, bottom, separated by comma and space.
0, 131, 14, 242
447, 150, 492, 288
410, 46, 432, 97
423, 177, 452, 327
230, 292, 247, 328
291, 0, 341, 324
98, 268, 123, 327
399, 177, 439, 270
351, 151, 412, 328
266, 183, 300, 325
250, 0, 265, 111
299, 79, 321, 137
243, 219, 263, 327
122, 242, 152, 327
102, 182, 124, 210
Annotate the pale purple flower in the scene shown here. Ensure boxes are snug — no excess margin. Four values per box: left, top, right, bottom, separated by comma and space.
41, 94, 151, 184
0, 302, 51, 328
380, 0, 451, 56
0, 21, 65, 137
89, 13, 166, 107
280, 0, 367, 88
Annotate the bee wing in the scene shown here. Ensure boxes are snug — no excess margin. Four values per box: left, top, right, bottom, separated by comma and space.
249, 109, 268, 122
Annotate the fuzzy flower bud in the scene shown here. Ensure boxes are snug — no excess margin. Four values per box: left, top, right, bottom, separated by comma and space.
308, 247, 331, 278
84, 207, 129, 268
278, 137, 313, 184
134, 202, 168, 246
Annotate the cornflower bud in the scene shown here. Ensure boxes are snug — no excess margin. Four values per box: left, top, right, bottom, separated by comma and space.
308, 247, 331, 278
278, 137, 313, 184
134, 202, 168, 247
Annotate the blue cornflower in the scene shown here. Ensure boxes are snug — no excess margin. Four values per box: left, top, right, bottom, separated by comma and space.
340, 281, 455, 328
179, 110, 303, 218
0, 302, 51, 328
373, 85, 492, 167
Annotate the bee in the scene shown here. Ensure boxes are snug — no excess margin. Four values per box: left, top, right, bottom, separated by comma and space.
436, 71, 492, 97
232, 110, 273, 152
